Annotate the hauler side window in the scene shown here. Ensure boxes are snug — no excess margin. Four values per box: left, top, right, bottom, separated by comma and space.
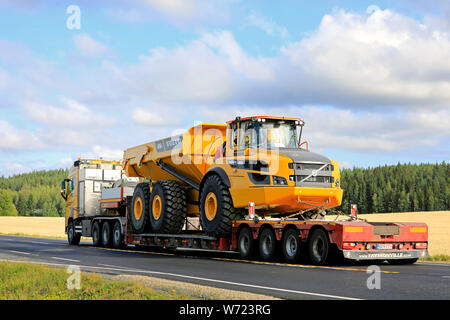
71, 177, 77, 194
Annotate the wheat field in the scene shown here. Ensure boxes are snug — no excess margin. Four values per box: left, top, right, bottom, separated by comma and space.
0, 211, 449, 255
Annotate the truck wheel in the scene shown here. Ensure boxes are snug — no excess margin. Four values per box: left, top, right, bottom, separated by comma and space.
259, 228, 277, 261
282, 228, 301, 263
92, 221, 101, 246
131, 183, 151, 233
238, 227, 254, 259
388, 258, 418, 265
199, 175, 243, 237
149, 180, 186, 233
309, 228, 330, 265
102, 221, 112, 248
67, 221, 81, 246
112, 221, 124, 249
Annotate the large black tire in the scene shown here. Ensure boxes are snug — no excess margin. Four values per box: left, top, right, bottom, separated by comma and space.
92, 221, 101, 246
309, 228, 330, 265
112, 221, 124, 249
67, 220, 81, 246
282, 228, 301, 263
149, 180, 186, 233
259, 228, 277, 261
199, 175, 243, 237
131, 183, 151, 233
238, 227, 255, 259
101, 221, 112, 248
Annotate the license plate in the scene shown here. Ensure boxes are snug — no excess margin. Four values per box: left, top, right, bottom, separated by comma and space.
376, 244, 393, 250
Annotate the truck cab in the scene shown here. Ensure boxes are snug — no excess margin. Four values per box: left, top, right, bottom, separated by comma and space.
61, 159, 137, 245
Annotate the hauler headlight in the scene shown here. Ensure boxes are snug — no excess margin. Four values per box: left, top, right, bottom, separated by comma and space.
272, 176, 287, 185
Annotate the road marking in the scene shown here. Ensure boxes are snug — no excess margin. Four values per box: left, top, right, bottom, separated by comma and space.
212, 257, 400, 274
93, 245, 399, 274
98, 263, 130, 269
90, 246, 175, 256
8, 250, 31, 255
51, 257, 80, 263
1, 259, 361, 300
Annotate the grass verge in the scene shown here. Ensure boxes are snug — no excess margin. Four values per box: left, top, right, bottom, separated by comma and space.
420, 254, 450, 263
0, 261, 195, 300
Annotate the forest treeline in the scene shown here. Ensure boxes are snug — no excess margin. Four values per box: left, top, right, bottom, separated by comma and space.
0, 163, 448, 216
0, 169, 68, 216
340, 162, 449, 214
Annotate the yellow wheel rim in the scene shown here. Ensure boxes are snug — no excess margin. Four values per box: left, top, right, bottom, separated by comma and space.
134, 197, 143, 220
152, 195, 162, 220
205, 192, 218, 221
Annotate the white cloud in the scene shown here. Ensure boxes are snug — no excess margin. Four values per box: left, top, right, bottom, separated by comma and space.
1, 162, 29, 176
73, 34, 108, 57
194, 105, 450, 153
247, 10, 289, 38
0, 120, 45, 150
23, 97, 115, 127
131, 108, 179, 126
102, 8, 450, 109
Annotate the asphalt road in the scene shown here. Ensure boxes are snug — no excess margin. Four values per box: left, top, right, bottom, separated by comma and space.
0, 234, 449, 300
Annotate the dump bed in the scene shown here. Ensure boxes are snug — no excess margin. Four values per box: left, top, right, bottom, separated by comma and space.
122, 123, 226, 185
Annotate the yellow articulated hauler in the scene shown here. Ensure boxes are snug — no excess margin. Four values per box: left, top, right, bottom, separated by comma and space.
122, 116, 343, 237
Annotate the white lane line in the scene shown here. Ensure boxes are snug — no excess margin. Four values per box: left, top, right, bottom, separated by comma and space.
2, 259, 361, 300
98, 263, 130, 269
8, 250, 31, 255
51, 257, 80, 263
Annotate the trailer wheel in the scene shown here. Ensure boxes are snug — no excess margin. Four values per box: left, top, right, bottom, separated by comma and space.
238, 227, 254, 259
309, 228, 330, 265
387, 258, 418, 265
112, 221, 124, 249
282, 228, 301, 263
101, 221, 112, 248
67, 221, 80, 246
131, 183, 151, 233
92, 221, 101, 246
149, 180, 186, 233
200, 175, 243, 237
259, 228, 277, 261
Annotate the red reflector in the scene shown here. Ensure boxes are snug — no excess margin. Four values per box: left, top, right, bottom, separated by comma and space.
343, 242, 356, 250
415, 243, 428, 249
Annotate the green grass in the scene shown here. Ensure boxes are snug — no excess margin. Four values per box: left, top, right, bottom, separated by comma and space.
420, 254, 450, 262
0, 261, 195, 300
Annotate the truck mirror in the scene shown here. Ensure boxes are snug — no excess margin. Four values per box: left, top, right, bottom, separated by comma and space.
60, 180, 67, 200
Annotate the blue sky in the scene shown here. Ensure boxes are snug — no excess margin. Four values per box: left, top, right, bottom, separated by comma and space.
0, 0, 449, 176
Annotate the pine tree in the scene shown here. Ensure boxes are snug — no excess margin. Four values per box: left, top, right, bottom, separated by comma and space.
0, 190, 18, 216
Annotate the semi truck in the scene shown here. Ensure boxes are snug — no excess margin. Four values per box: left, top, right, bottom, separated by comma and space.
61, 116, 429, 265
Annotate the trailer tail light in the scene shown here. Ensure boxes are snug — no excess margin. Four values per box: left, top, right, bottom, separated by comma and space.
248, 202, 255, 219
415, 242, 427, 249
343, 242, 356, 250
